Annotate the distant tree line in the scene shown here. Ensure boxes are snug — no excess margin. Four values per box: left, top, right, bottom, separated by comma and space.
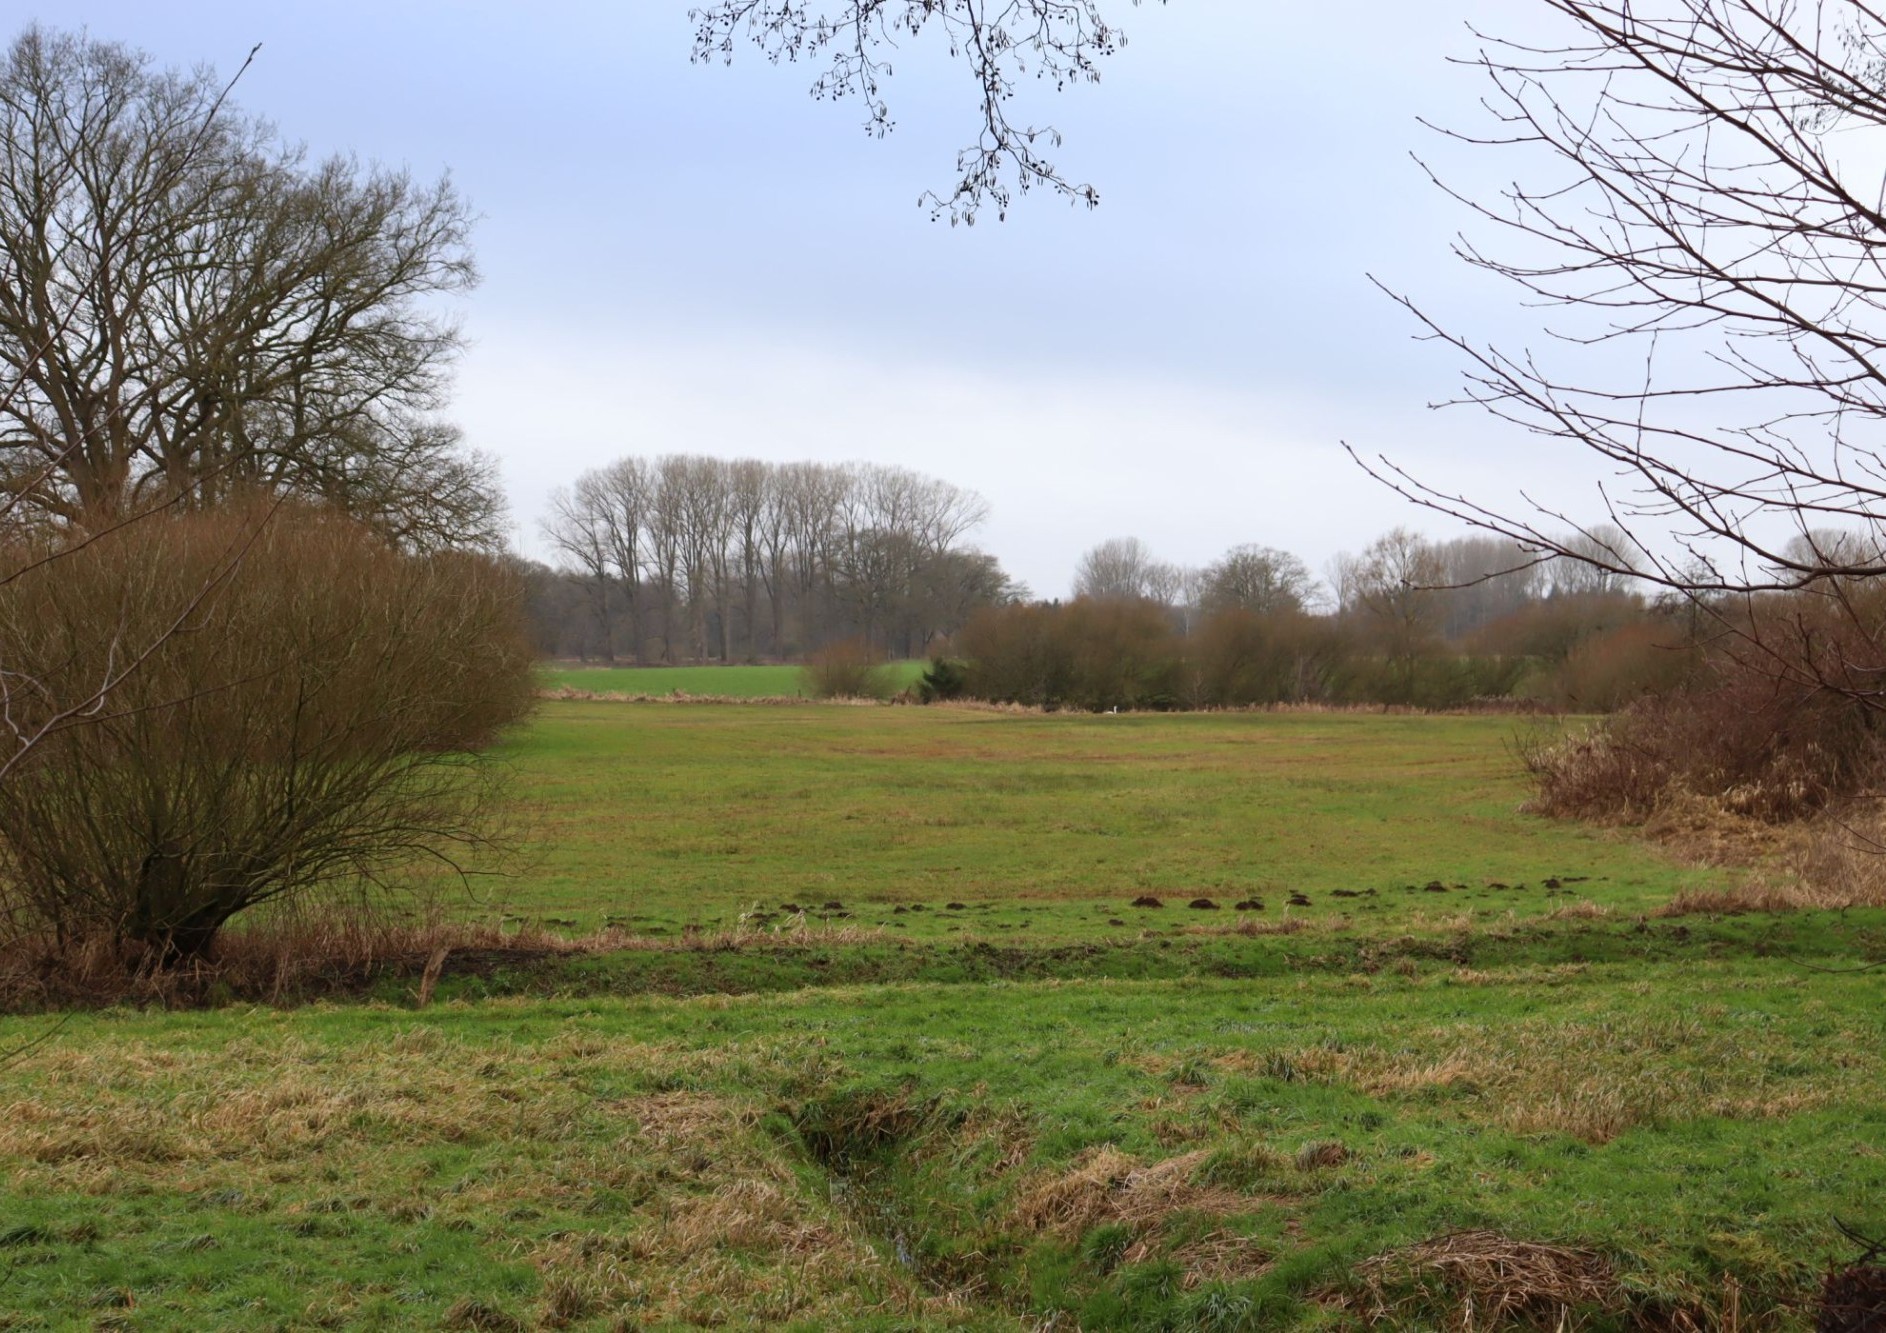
954, 526, 1694, 712
532, 455, 1019, 662
527, 460, 1701, 711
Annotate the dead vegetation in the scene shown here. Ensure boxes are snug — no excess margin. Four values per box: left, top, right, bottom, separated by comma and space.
1785, 809, 1886, 909
0, 909, 921, 1013
1650, 805, 1886, 916
1344, 1229, 1621, 1329
1010, 1146, 1259, 1244
0, 915, 589, 1012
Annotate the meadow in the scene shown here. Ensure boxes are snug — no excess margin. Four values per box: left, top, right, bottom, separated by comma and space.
484, 704, 1719, 938
539, 662, 927, 699
1, 701, 1882, 1331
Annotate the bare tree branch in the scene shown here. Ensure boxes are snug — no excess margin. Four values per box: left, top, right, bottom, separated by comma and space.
1374, 1, 1886, 715
689, 0, 1164, 223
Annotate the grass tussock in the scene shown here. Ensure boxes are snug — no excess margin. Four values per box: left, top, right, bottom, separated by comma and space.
1651, 804, 1886, 915
1159, 1230, 1275, 1288
1640, 790, 1798, 866
1009, 1146, 1264, 1240
1654, 883, 1823, 917
1346, 1229, 1620, 1329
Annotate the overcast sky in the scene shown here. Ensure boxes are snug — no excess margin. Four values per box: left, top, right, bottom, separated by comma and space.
25, 1, 1607, 598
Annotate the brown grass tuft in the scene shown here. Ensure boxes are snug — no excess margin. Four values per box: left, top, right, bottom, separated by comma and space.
1294, 1139, 1351, 1170
1655, 884, 1814, 917
1131, 1230, 1273, 1289
1347, 1229, 1620, 1328
442, 1298, 527, 1332
1009, 1147, 1260, 1240
1786, 807, 1886, 907
1640, 790, 1795, 866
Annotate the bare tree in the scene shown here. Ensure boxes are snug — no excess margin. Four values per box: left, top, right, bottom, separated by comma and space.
1362, 1, 1886, 607
1433, 534, 1549, 637
0, 26, 486, 542
541, 478, 619, 662
1342, 527, 1447, 696
729, 458, 769, 659
1073, 536, 1160, 601
1198, 544, 1317, 617
1548, 524, 1639, 598
541, 454, 1000, 661
689, 1, 1165, 222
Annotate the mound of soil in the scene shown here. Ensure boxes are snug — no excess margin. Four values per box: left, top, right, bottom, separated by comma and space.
1187, 898, 1219, 910
1233, 899, 1264, 911
1130, 896, 1164, 908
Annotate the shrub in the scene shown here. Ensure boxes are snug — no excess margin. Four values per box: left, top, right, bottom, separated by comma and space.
0, 503, 536, 964
1526, 620, 1698, 712
1523, 641, 1886, 823
958, 603, 1072, 706
1060, 598, 1182, 710
959, 598, 1179, 710
801, 637, 892, 699
1181, 608, 1294, 706
916, 656, 970, 703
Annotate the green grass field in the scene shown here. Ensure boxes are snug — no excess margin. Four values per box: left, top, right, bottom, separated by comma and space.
540, 661, 927, 698
480, 703, 1719, 937
2, 701, 1882, 1330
